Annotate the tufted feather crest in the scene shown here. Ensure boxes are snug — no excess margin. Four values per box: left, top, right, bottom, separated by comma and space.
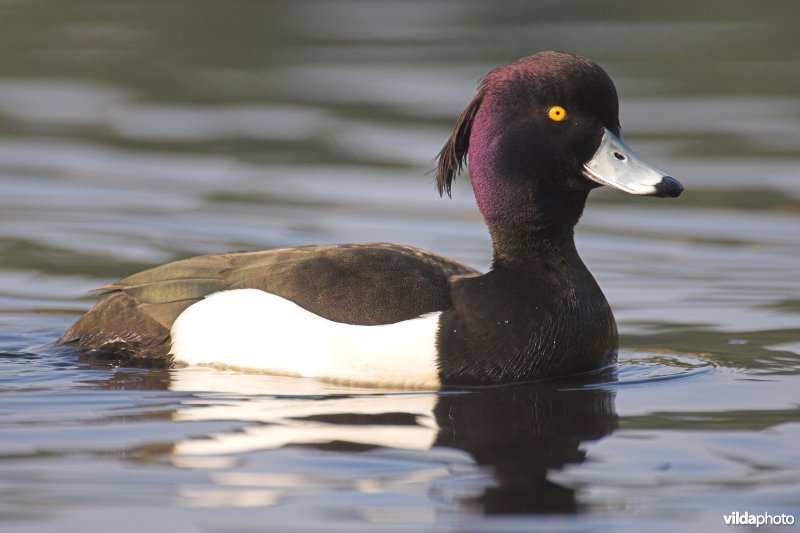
435, 83, 486, 197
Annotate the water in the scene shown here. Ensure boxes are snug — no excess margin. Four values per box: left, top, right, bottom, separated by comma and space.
1, 1, 799, 531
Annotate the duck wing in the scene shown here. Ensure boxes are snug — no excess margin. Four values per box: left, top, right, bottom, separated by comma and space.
59, 243, 478, 360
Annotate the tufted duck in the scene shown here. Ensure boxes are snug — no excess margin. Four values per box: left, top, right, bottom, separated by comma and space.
59, 51, 683, 388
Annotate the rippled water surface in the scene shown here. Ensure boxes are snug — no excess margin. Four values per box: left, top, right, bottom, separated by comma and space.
1, 1, 799, 531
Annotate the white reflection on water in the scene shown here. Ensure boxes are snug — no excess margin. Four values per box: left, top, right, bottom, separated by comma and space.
110, 104, 331, 142
170, 367, 439, 455
621, 96, 800, 153
0, 79, 128, 126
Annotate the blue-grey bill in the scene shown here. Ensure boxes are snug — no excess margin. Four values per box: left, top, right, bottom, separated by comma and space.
582, 128, 683, 198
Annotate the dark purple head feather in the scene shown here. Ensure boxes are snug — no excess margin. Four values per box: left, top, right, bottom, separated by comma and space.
435, 51, 620, 200
434, 51, 628, 264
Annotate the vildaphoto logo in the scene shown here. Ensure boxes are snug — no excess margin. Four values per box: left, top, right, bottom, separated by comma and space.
723, 511, 795, 527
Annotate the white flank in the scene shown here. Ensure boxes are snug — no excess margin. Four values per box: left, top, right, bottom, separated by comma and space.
170, 289, 441, 389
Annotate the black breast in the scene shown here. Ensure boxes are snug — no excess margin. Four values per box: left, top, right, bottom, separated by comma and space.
436, 261, 618, 385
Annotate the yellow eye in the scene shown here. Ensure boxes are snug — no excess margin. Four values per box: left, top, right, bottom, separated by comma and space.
547, 105, 568, 122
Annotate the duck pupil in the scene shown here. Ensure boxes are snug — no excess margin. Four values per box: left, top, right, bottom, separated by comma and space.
613, 152, 626, 161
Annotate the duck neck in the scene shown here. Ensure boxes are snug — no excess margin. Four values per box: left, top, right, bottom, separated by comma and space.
489, 223, 577, 269
483, 189, 589, 270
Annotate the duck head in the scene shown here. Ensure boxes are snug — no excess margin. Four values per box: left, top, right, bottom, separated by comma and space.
437, 51, 682, 261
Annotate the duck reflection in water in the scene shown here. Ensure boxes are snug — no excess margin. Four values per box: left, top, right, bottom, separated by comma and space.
165, 370, 618, 516
434, 381, 617, 514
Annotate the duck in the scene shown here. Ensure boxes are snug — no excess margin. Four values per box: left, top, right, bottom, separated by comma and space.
58, 51, 683, 388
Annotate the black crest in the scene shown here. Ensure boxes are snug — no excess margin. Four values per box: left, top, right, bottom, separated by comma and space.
435, 85, 485, 197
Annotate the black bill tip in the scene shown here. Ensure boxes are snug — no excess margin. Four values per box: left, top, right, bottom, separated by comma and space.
653, 175, 684, 198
